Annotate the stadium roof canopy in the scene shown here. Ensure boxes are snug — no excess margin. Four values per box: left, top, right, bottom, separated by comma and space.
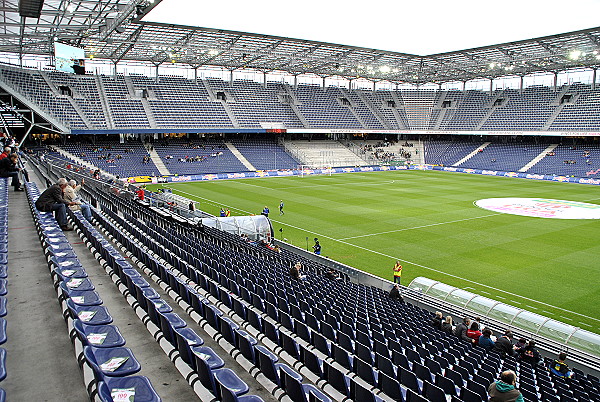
3, 0, 600, 85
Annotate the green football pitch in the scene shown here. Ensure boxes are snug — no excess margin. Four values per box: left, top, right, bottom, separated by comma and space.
148, 170, 600, 333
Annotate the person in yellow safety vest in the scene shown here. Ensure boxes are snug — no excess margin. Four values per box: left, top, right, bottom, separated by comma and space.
393, 260, 403, 284
225, 209, 231, 217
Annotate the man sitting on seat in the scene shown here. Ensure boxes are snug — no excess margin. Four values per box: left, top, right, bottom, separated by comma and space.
0, 154, 24, 191
549, 352, 574, 379
488, 370, 524, 402
35, 178, 77, 231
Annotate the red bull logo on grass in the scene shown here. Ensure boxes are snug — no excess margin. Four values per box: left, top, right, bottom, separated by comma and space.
475, 198, 600, 219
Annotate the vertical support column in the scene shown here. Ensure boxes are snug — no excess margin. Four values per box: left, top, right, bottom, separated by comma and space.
489, 78, 493, 94
322, 77, 326, 88
229, 69, 234, 84
155, 64, 159, 83
553, 72, 558, 91
194, 67, 198, 83
462, 81, 466, 92
263, 71, 267, 88
520, 75, 524, 91
373, 81, 376, 91
113, 61, 118, 78
293, 75, 298, 88
593, 69, 597, 90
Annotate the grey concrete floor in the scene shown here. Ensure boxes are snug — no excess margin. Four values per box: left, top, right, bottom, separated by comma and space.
4, 187, 90, 401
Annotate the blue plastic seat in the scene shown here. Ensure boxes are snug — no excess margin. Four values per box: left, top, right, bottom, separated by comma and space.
0, 348, 5, 381
299, 344, 323, 378
235, 329, 258, 363
156, 310, 186, 346
84, 346, 141, 381
62, 277, 95, 292
255, 345, 302, 386
378, 372, 404, 401
323, 360, 350, 397
59, 283, 103, 306
220, 385, 265, 402
0, 297, 6, 317
196, 352, 249, 399
173, 327, 204, 369
191, 345, 225, 370
67, 300, 113, 325
97, 376, 161, 402
280, 366, 332, 402
72, 320, 126, 348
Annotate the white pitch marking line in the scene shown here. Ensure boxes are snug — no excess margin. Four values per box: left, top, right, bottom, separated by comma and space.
232, 178, 397, 191
169, 187, 600, 325
338, 213, 501, 240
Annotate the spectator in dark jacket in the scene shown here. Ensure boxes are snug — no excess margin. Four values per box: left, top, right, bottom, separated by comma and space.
389, 284, 403, 301
479, 329, 495, 350
35, 178, 76, 230
430, 311, 443, 330
493, 330, 515, 357
441, 316, 454, 334
454, 317, 472, 342
517, 340, 541, 365
0, 154, 23, 191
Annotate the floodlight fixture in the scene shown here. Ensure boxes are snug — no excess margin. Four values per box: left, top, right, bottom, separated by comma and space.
569, 50, 582, 60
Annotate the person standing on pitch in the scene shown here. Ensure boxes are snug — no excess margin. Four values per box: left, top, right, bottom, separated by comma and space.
262, 206, 269, 217
279, 200, 285, 215
313, 238, 321, 255
393, 260, 403, 284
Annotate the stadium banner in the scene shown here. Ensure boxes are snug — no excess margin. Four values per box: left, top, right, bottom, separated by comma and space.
151, 164, 599, 185
156, 165, 409, 183
431, 165, 600, 185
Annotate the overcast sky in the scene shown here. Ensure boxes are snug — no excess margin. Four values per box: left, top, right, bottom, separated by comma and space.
145, 0, 600, 55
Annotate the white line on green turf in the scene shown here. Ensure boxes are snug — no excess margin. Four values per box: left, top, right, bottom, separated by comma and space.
170, 187, 600, 325
232, 179, 397, 190
338, 213, 502, 240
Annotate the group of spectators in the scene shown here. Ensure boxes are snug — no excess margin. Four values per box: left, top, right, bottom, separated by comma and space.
34, 177, 92, 231
428, 312, 576, 400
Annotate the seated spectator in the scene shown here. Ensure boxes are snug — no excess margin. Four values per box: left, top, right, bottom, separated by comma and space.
517, 340, 541, 365
35, 178, 76, 231
290, 262, 305, 280
0, 153, 24, 191
479, 329, 495, 350
64, 179, 92, 221
488, 370, 524, 402
0, 147, 10, 160
514, 337, 527, 350
549, 352, 574, 379
324, 268, 339, 280
454, 317, 472, 342
493, 330, 515, 357
388, 284, 403, 302
430, 311, 443, 330
466, 321, 482, 344
441, 316, 453, 334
